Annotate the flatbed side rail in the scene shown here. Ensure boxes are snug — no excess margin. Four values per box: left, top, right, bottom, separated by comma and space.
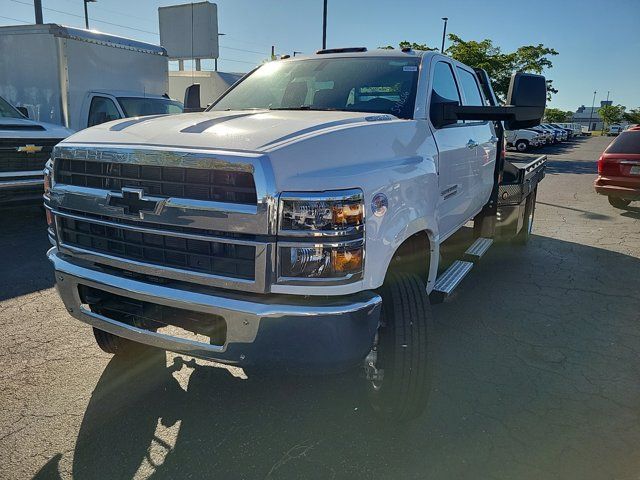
499, 155, 546, 206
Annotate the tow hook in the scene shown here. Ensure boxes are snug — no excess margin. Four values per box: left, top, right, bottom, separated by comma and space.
364, 333, 384, 383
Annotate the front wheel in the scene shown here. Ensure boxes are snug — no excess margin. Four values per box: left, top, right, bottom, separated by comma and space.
93, 328, 149, 356
608, 196, 631, 209
515, 139, 529, 152
365, 272, 432, 422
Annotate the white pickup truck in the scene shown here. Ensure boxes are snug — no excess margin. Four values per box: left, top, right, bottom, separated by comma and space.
506, 128, 543, 151
0, 95, 72, 204
45, 48, 547, 420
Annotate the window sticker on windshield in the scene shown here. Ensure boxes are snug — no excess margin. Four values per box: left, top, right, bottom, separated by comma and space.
403, 66, 418, 72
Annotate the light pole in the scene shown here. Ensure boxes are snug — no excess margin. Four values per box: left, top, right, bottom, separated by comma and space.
588, 90, 596, 132
441, 17, 448, 53
83, 0, 97, 29
34, 0, 43, 24
322, 0, 328, 49
214, 33, 225, 71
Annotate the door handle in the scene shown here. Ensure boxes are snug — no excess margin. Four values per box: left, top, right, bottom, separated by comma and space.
466, 139, 479, 149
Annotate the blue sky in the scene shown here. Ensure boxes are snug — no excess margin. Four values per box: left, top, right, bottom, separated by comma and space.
2, 0, 638, 111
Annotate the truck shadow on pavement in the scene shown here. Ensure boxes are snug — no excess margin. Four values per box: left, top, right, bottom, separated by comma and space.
33, 233, 640, 480
0, 205, 54, 301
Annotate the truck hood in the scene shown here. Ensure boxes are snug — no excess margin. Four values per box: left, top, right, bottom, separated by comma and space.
60, 110, 402, 152
0, 117, 74, 139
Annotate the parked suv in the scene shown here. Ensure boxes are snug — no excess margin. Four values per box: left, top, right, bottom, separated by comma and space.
595, 128, 640, 208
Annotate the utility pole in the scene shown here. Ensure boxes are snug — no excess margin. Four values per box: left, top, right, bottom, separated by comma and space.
441, 17, 448, 53
588, 90, 596, 132
83, 0, 97, 30
322, 0, 328, 49
34, 0, 43, 24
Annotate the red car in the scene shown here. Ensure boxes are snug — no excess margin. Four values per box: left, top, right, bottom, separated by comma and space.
595, 128, 640, 209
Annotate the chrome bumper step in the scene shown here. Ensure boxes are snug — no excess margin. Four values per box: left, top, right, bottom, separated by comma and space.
430, 260, 474, 304
464, 237, 493, 261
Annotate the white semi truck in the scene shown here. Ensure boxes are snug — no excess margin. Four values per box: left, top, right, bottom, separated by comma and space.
45, 48, 547, 420
0, 24, 183, 132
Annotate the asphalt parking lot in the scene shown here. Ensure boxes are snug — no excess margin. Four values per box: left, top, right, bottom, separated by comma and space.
1, 135, 639, 480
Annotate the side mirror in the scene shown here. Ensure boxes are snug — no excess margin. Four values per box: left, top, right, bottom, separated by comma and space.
504, 72, 547, 130
16, 106, 29, 118
430, 92, 459, 129
184, 84, 203, 113
442, 72, 546, 129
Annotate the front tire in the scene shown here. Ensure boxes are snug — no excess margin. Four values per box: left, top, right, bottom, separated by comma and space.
366, 272, 432, 421
515, 139, 529, 152
608, 196, 631, 209
93, 328, 148, 356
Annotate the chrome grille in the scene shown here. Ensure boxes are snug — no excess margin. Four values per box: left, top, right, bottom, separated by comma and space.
0, 138, 61, 173
59, 216, 256, 280
55, 158, 258, 205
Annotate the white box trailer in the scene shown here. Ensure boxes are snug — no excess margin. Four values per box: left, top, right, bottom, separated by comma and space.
0, 24, 175, 132
168, 70, 243, 107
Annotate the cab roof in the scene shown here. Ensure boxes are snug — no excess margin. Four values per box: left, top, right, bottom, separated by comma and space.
290, 47, 440, 61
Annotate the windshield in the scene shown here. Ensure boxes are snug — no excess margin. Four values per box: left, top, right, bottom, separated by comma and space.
0, 96, 23, 119
117, 97, 184, 117
209, 57, 420, 119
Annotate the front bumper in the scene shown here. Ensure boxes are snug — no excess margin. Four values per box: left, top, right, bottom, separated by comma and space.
594, 175, 640, 200
0, 171, 44, 204
48, 248, 381, 373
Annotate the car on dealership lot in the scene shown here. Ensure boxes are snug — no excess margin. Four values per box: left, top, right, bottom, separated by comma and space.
550, 123, 575, 138
594, 128, 640, 209
45, 48, 548, 420
607, 124, 624, 136
506, 128, 543, 151
0, 95, 72, 205
544, 123, 568, 141
530, 125, 555, 144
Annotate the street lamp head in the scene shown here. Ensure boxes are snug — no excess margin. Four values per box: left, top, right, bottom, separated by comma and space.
442, 17, 448, 21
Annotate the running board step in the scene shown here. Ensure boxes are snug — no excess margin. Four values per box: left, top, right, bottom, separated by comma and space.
430, 260, 474, 304
464, 237, 493, 261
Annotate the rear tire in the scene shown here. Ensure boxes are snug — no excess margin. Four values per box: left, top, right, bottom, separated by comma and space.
608, 196, 631, 209
514, 188, 537, 245
366, 272, 432, 422
93, 328, 148, 356
515, 139, 529, 152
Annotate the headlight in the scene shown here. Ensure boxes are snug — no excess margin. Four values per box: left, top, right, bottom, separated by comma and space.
279, 189, 364, 236
277, 189, 365, 285
279, 240, 364, 281
43, 159, 53, 195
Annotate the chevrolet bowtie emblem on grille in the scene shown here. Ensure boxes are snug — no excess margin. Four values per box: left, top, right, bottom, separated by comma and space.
106, 188, 163, 218
17, 144, 43, 154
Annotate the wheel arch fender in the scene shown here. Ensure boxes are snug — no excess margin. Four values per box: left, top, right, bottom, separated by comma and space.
366, 216, 440, 294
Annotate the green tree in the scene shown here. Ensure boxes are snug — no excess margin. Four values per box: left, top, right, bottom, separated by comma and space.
545, 108, 570, 122
444, 34, 558, 101
598, 104, 625, 130
381, 35, 558, 101
380, 41, 436, 51
623, 108, 640, 124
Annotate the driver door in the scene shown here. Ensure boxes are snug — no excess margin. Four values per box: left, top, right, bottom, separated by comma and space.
428, 60, 477, 240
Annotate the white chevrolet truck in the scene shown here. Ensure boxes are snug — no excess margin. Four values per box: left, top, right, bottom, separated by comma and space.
45, 48, 547, 420
505, 128, 544, 151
